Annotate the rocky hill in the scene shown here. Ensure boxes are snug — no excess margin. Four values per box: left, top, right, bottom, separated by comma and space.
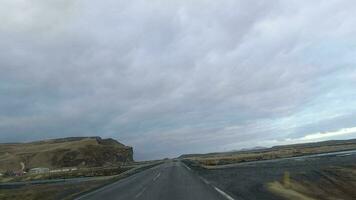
0, 137, 133, 172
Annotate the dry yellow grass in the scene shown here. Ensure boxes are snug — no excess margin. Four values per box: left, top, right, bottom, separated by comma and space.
190, 144, 356, 167
268, 166, 356, 200
267, 181, 316, 200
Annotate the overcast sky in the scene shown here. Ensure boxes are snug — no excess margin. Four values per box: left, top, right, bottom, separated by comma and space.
1, 0, 356, 160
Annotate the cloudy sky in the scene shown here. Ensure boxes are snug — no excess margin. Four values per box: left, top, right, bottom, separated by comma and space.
1, 0, 356, 160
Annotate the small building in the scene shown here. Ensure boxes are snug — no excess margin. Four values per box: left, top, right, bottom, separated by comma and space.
29, 167, 50, 174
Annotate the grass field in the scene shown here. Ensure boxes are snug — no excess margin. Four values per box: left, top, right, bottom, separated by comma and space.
187, 142, 356, 167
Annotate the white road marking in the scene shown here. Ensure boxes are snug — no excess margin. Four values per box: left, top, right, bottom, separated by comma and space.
183, 164, 192, 171
135, 187, 147, 198
197, 173, 234, 200
200, 177, 210, 185
337, 153, 352, 157
214, 186, 235, 200
153, 172, 161, 181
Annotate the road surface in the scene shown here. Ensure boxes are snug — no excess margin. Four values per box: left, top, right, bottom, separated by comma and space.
76, 161, 231, 200
191, 150, 356, 200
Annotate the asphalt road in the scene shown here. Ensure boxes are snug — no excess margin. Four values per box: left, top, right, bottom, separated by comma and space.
76, 161, 229, 200
190, 150, 356, 200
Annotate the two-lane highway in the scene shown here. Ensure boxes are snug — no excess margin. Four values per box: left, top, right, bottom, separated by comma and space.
76, 161, 231, 200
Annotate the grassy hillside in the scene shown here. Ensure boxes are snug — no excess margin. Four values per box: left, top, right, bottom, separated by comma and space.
0, 137, 133, 172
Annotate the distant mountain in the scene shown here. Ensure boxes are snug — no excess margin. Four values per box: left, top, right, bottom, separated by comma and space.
239, 146, 267, 152
178, 146, 268, 159
271, 139, 356, 150
0, 137, 133, 172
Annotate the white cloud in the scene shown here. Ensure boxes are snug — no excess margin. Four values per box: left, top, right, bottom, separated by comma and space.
298, 127, 356, 141
1, 0, 356, 159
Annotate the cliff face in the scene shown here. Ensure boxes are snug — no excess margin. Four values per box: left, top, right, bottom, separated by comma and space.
0, 137, 133, 172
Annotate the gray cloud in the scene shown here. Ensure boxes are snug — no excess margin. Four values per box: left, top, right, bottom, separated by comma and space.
1, 0, 356, 160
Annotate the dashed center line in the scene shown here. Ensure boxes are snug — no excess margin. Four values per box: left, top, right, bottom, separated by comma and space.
153, 172, 161, 181
183, 163, 192, 171
136, 172, 161, 198
135, 187, 147, 198
200, 177, 210, 185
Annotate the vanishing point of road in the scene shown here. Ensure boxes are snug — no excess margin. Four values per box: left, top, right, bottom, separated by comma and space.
76, 161, 233, 200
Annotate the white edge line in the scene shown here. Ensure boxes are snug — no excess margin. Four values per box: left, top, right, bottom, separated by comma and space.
214, 186, 235, 200
196, 172, 235, 200
180, 161, 235, 200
